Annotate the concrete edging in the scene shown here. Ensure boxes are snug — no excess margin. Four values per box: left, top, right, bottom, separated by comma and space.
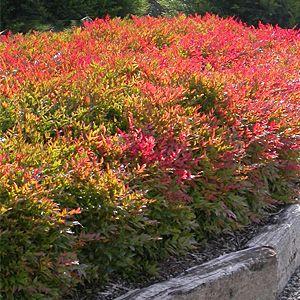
116, 204, 300, 300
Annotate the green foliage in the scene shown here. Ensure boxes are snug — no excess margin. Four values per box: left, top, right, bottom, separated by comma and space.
0, 0, 149, 32
157, 0, 300, 27
2, 0, 299, 32
0, 162, 81, 299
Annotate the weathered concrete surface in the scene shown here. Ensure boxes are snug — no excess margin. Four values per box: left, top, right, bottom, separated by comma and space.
116, 204, 300, 300
117, 247, 277, 300
247, 205, 300, 293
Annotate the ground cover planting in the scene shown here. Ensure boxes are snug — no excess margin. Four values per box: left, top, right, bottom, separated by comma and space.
0, 14, 299, 299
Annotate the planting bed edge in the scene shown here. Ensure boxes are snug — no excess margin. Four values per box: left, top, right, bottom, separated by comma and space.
115, 204, 300, 300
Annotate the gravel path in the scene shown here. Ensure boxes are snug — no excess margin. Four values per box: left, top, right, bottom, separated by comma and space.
278, 267, 300, 300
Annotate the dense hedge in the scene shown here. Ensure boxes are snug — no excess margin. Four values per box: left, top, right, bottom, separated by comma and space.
1, 0, 300, 32
0, 15, 299, 298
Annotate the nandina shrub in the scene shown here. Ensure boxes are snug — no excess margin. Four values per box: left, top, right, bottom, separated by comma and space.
50, 143, 197, 281
0, 157, 82, 299
0, 14, 299, 298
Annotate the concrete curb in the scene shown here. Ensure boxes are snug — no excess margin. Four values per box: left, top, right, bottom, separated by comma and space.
116, 204, 300, 300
